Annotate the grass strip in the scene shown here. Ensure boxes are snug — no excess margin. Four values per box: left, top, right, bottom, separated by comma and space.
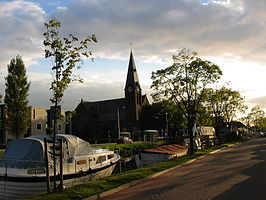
21, 142, 237, 200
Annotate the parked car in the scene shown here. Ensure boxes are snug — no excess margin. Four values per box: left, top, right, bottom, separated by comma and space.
117, 136, 133, 144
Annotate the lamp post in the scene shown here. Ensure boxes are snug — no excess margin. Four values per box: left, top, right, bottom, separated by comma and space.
117, 107, 126, 139
165, 112, 168, 138
117, 108, 121, 139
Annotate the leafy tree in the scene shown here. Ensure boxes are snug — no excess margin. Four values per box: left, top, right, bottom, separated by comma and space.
140, 101, 186, 138
246, 106, 266, 131
151, 48, 222, 153
43, 17, 97, 105
43, 17, 96, 191
203, 86, 246, 131
4, 56, 30, 139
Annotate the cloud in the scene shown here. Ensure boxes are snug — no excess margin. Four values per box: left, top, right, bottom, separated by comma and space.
49, 0, 266, 65
1, 0, 266, 109
27, 79, 152, 111
247, 96, 266, 109
0, 0, 47, 70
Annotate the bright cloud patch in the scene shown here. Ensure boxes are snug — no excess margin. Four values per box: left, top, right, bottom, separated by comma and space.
1, 0, 266, 109
0, 0, 46, 70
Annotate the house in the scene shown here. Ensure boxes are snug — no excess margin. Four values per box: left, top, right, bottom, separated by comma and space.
46, 108, 66, 135
30, 107, 47, 136
72, 51, 149, 141
0, 106, 66, 144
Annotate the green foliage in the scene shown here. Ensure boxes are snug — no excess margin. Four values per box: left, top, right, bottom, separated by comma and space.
151, 48, 222, 153
4, 56, 30, 138
140, 101, 186, 136
203, 86, 246, 127
101, 142, 165, 158
43, 17, 97, 104
0, 151, 4, 158
244, 106, 266, 131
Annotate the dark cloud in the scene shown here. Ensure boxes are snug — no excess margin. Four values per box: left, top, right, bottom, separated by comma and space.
50, 0, 266, 64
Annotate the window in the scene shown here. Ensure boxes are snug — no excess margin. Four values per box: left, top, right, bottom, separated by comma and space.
108, 154, 114, 160
96, 156, 106, 164
36, 123, 42, 131
33, 109, 36, 119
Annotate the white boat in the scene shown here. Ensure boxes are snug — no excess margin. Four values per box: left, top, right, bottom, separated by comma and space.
0, 134, 120, 200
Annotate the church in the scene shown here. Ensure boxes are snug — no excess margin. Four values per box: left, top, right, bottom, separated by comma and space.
72, 51, 149, 142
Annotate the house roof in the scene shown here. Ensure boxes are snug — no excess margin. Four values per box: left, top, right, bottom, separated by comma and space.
143, 144, 188, 155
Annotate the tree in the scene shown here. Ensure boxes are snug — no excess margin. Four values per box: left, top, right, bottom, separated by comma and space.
43, 17, 96, 191
203, 86, 246, 130
140, 101, 186, 138
246, 106, 266, 131
43, 18, 97, 105
151, 48, 222, 153
4, 56, 30, 139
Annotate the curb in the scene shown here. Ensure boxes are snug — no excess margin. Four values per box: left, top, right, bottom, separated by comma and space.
84, 143, 240, 200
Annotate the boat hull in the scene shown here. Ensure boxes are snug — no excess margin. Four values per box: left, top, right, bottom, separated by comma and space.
0, 162, 117, 200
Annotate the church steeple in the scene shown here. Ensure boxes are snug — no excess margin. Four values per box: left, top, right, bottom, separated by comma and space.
125, 51, 141, 90
124, 51, 142, 133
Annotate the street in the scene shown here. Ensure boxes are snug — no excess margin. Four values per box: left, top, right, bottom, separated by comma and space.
100, 138, 266, 200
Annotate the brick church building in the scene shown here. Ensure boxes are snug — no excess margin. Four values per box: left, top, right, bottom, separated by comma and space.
72, 51, 149, 141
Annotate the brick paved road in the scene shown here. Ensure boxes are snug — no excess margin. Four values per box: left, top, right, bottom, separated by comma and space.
100, 138, 266, 200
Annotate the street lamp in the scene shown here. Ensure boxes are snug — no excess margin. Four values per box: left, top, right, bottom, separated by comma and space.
117, 107, 125, 139
117, 108, 121, 139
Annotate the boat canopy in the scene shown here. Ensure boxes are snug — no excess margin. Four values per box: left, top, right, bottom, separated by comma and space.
4, 139, 43, 161
29, 134, 93, 157
0, 134, 93, 168
1, 139, 44, 168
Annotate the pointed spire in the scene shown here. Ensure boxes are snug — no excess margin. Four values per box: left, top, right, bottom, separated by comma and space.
125, 51, 140, 89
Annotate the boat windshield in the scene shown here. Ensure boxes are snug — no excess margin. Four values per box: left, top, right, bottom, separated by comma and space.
0, 139, 45, 169
4, 139, 44, 161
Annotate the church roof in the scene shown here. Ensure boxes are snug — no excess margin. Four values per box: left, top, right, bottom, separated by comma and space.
78, 98, 126, 121
76, 94, 148, 122
125, 51, 141, 89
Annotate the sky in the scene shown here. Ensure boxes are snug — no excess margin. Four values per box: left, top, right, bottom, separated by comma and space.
1, 0, 266, 112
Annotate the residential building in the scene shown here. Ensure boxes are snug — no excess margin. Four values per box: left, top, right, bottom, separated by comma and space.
46, 108, 66, 135
30, 107, 47, 136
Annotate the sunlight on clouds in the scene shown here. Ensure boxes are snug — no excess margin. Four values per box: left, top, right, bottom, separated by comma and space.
1, 0, 266, 109
57, 6, 69, 12
0, 0, 46, 70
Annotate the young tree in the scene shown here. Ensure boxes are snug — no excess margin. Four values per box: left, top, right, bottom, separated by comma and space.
4, 56, 30, 139
151, 48, 222, 153
43, 18, 97, 106
43, 17, 96, 191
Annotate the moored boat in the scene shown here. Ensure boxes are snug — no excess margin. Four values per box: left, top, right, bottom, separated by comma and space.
0, 134, 120, 200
